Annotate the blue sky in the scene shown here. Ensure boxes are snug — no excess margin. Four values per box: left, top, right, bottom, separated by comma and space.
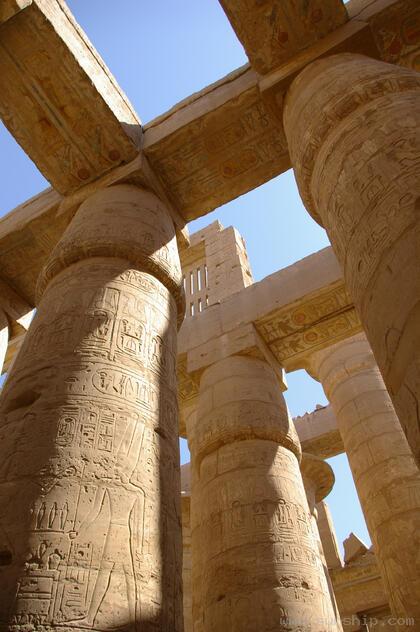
0, 0, 370, 553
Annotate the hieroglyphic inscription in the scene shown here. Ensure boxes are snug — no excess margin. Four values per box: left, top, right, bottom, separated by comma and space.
145, 86, 289, 221
219, 0, 347, 74
255, 283, 361, 370
0, 2, 140, 194
190, 356, 342, 631
0, 249, 182, 630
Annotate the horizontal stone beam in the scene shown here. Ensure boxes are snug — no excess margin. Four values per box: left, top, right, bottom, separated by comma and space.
330, 551, 389, 619
0, 0, 32, 24
219, 0, 348, 75
0, 1, 418, 303
177, 247, 362, 434
178, 246, 361, 373
0, 0, 141, 194
294, 405, 344, 459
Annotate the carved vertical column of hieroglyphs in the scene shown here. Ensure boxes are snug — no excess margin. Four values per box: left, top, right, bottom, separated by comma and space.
283, 53, 420, 462
0, 184, 185, 631
309, 333, 420, 623
300, 453, 342, 631
188, 355, 342, 632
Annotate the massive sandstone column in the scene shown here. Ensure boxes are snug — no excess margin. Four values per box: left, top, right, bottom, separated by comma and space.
309, 334, 420, 622
188, 355, 341, 632
300, 454, 342, 631
283, 53, 420, 462
0, 184, 184, 631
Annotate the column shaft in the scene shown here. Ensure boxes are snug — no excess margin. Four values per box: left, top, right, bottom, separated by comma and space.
0, 184, 184, 631
300, 453, 342, 631
310, 334, 420, 622
189, 355, 341, 632
284, 53, 420, 462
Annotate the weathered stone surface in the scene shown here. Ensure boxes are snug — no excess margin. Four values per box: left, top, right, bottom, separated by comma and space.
330, 550, 390, 628
144, 66, 289, 222
180, 464, 192, 632
316, 501, 343, 571
177, 247, 362, 421
294, 406, 344, 459
1, 2, 419, 297
310, 334, 420, 622
0, 0, 141, 194
343, 533, 369, 565
189, 355, 342, 631
285, 53, 420, 462
347, 0, 420, 71
0, 185, 184, 630
300, 454, 342, 631
0, 0, 31, 24
219, 0, 348, 74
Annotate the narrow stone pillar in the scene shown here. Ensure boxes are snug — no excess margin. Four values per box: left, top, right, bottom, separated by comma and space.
0, 184, 184, 631
300, 454, 342, 631
309, 334, 420, 622
283, 53, 420, 462
0, 308, 9, 377
189, 355, 342, 632
315, 501, 343, 571
181, 463, 192, 632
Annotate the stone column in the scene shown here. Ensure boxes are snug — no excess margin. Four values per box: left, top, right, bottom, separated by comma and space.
189, 354, 342, 632
283, 53, 420, 462
0, 184, 184, 631
316, 501, 343, 571
0, 309, 9, 376
181, 463, 192, 632
300, 453, 342, 631
309, 334, 420, 622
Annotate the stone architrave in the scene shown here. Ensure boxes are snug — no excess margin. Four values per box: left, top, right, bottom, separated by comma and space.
300, 453, 342, 631
0, 184, 184, 631
284, 53, 420, 462
188, 355, 342, 632
309, 334, 420, 622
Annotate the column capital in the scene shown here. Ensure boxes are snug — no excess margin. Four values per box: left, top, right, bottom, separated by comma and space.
189, 354, 301, 467
300, 452, 335, 513
37, 183, 185, 323
284, 52, 420, 224
308, 333, 378, 391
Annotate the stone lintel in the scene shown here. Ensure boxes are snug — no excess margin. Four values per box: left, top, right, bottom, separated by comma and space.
330, 551, 389, 617
219, 0, 348, 75
1, 0, 418, 297
179, 247, 361, 373
294, 405, 344, 459
0, 0, 141, 194
185, 320, 287, 391
143, 66, 289, 222
259, 19, 380, 121
0, 276, 34, 330
0, 0, 32, 24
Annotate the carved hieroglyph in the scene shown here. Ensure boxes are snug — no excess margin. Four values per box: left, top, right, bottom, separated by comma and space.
188, 355, 342, 631
219, 0, 348, 75
309, 334, 420, 623
284, 53, 420, 463
0, 185, 184, 631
